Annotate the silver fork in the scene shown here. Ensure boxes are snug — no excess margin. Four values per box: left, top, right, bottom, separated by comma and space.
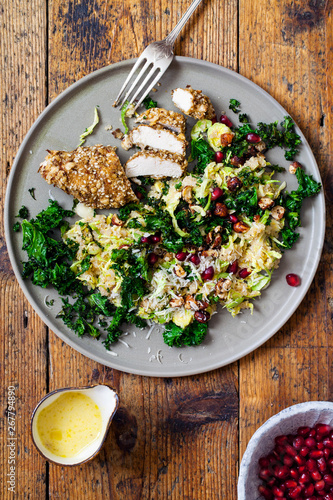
113, 0, 203, 111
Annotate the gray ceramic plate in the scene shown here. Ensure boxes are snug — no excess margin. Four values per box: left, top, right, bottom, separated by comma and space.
4, 57, 325, 377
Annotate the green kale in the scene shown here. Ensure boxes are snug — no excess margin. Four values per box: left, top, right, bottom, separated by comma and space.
255, 116, 301, 160
13, 222, 20, 232
142, 95, 158, 109
28, 188, 36, 200
163, 320, 208, 347
191, 138, 215, 174
229, 98, 241, 113
225, 187, 259, 217
16, 206, 29, 218
239, 113, 249, 123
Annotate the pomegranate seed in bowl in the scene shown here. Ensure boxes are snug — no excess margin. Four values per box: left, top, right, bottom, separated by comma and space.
286, 273, 301, 287
214, 151, 224, 163
246, 132, 261, 143
219, 114, 233, 128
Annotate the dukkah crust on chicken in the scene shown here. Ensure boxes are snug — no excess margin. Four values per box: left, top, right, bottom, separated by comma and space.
121, 124, 187, 155
172, 86, 216, 120
135, 107, 186, 135
38, 145, 138, 209
125, 150, 188, 179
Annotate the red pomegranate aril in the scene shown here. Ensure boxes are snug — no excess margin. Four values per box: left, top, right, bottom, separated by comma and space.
300, 447, 310, 457
304, 484, 315, 496
267, 477, 277, 487
150, 234, 161, 244
201, 266, 214, 281
258, 485, 273, 500
220, 114, 233, 128
311, 470, 322, 481
293, 436, 305, 449
189, 254, 200, 265
272, 486, 285, 497
239, 268, 251, 279
306, 458, 318, 471
295, 455, 306, 466
305, 438, 317, 448
299, 465, 306, 473
141, 236, 150, 243
328, 458, 333, 469
284, 480, 298, 488
317, 425, 332, 437
298, 427, 311, 437
299, 472, 311, 484
274, 465, 290, 479
229, 214, 238, 223
325, 448, 332, 460
227, 260, 238, 274
324, 494, 333, 500
285, 444, 298, 457
324, 474, 333, 485
318, 441, 325, 450
286, 273, 301, 287
324, 440, 333, 449
310, 449, 324, 459
315, 479, 326, 491
214, 151, 224, 163
176, 251, 187, 261
283, 454, 295, 467
309, 429, 317, 438
148, 253, 158, 266
318, 457, 328, 472
246, 132, 261, 143
211, 186, 224, 200
288, 485, 303, 498
290, 468, 300, 480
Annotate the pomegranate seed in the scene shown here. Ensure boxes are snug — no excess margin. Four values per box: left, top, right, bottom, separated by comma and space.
189, 254, 200, 265
267, 477, 277, 487
290, 468, 299, 480
309, 429, 317, 438
300, 446, 310, 457
288, 485, 303, 498
239, 268, 251, 279
272, 485, 285, 497
318, 441, 325, 450
214, 151, 224, 163
201, 266, 214, 281
306, 458, 318, 471
324, 440, 333, 449
298, 427, 311, 437
293, 436, 305, 449
284, 479, 298, 488
246, 132, 261, 143
211, 186, 224, 200
315, 479, 326, 491
295, 455, 306, 466
141, 236, 150, 243
283, 455, 295, 466
328, 458, 333, 469
135, 190, 144, 200
305, 438, 317, 448
211, 117, 217, 124
228, 214, 238, 223
311, 470, 322, 481
317, 425, 332, 436
149, 234, 161, 244
286, 273, 301, 287
310, 450, 324, 459
227, 260, 238, 274
324, 493, 333, 500
274, 465, 290, 479
299, 472, 311, 483
285, 444, 298, 457
299, 465, 306, 473
304, 483, 315, 496
220, 114, 233, 128
325, 448, 332, 460
176, 251, 187, 261
324, 474, 333, 485
148, 253, 158, 266
318, 457, 328, 472
258, 485, 273, 500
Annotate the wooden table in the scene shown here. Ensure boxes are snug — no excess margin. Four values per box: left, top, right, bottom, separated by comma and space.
1, 0, 331, 498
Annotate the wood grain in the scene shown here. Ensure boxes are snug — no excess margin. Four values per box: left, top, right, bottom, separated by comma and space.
1, 0, 332, 498
0, 0, 48, 498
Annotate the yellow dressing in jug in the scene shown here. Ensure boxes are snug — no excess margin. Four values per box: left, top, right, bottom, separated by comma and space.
36, 392, 103, 458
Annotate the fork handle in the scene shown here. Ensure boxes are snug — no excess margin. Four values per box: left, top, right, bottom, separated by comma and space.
164, 0, 203, 47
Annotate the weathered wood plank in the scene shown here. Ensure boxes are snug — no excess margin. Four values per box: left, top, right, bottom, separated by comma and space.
47, 1, 239, 499
0, 0, 48, 498
239, 0, 333, 471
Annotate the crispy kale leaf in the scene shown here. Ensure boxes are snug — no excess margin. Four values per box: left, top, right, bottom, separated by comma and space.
191, 138, 215, 174
163, 321, 208, 347
143, 95, 158, 109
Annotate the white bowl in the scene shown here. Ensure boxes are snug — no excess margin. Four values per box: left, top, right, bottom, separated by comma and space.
238, 401, 333, 499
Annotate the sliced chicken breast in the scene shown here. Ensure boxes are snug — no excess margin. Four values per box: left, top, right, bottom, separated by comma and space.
172, 86, 216, 120
121, 124, 187, 155
38, 145, 138, 209
135, 107, 186, 135
125, 150, 188, 178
